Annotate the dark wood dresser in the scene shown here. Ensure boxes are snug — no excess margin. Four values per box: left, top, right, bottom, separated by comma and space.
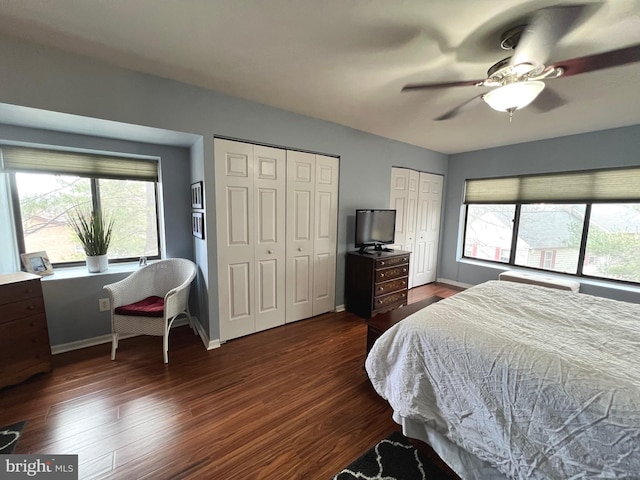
345, 250, 410, 318
0, 272, 53, 389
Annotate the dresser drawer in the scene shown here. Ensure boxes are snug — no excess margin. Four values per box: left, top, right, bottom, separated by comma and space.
0, 278, 42, 306
374, 277, 408, 296
375, 255, 409, 269
0, 296, 46, 324
373, 290, 407, 311
375, 265, 409, 283
0, 314, 51, 362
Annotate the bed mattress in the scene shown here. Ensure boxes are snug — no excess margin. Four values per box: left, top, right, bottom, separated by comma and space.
365, 280, 640, 479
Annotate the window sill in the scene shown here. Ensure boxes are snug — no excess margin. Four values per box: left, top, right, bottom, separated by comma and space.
41, 262, 143, 281
458, 257, 640, 295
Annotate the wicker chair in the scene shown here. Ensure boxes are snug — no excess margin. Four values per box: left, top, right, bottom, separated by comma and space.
103, 258, 197, 363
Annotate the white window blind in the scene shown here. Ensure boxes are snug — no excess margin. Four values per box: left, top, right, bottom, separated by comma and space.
0, 145, 158, 182
465, 167, 640, 204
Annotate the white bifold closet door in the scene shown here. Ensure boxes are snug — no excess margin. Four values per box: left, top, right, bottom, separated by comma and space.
390, 168, 419, 286
215, 139, 286, 342
215, 139, 338, 341
390, 167, 443, 288
286, 151, 339, 323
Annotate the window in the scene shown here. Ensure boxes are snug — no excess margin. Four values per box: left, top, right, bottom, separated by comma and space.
463, 204, 515, 263
584, 204, 640, 283
514, 204, 583, 274
462, 167, 640, 285
2, 145, 160, 266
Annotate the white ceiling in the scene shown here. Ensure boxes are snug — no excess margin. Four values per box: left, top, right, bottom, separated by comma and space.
0, 0, 638, 154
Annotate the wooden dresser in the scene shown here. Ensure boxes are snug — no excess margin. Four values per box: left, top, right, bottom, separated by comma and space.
345, 250, 411, 318
0, 272, 52, 389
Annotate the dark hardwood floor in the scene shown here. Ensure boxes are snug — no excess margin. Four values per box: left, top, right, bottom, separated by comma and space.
0, 282, 463, 480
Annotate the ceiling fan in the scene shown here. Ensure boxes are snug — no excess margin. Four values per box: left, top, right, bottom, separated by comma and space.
402, 4, 640, 121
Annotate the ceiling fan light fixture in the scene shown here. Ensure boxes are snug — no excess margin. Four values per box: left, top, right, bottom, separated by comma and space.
482, 81, 545, 112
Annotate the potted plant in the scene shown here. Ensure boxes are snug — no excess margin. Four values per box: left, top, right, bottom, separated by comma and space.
70, 209, 114, 273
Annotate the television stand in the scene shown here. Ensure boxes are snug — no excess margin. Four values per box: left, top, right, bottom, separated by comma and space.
358, 245, 393, 254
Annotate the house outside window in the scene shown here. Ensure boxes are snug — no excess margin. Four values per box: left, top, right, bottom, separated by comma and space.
461, 167, 640, 285
542, 251, 554, 269
2, 145, 161, 266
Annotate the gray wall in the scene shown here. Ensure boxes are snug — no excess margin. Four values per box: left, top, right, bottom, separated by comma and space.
440, 125, 640, 303
0, 34, 447, 346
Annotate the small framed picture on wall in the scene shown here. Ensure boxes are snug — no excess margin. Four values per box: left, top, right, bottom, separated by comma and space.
192, 211, 205, 239
191, 181, 204, 209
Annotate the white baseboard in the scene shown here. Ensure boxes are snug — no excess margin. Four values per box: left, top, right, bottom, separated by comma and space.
50, 316, 221, 355
335, 304, 345, 312
436, 278, 473, 289
192, 317, 221, 350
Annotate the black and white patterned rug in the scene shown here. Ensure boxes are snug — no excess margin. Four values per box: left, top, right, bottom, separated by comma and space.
332, 431, 444, 480
0, 421, 26, 454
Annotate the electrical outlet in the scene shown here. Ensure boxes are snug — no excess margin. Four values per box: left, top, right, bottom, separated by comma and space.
99, 298, 110, 312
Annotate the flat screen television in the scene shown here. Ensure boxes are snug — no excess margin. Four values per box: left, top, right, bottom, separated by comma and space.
355, 209, 397, 254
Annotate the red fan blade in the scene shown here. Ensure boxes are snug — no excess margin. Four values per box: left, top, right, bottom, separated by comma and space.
553, 43, 640, 78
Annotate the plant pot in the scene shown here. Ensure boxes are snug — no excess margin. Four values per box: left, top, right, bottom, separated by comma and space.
86, 254, 108, 273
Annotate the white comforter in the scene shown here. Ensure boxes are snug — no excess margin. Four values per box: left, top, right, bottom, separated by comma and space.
366, 280, 640, 479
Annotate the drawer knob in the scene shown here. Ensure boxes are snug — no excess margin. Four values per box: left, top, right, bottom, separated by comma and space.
402, 268, 407, 273
380, 261, 385, 266
27, 305, 35, 310
380, 273, 385, 278
378, 300, 383, 304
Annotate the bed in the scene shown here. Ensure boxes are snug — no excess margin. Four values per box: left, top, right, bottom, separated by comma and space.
365, 280, 640, 479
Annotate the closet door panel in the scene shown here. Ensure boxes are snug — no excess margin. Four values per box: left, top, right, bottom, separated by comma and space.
215, 139, 256, 341
257, 258, 277, 314
312, 155, 338, 315
286, 151, 315, 322
412, 172, 443, 286
390, 168, 419, 286
254, 145, 286, 332
228, 262, 251, 319
389, 168, 407, 250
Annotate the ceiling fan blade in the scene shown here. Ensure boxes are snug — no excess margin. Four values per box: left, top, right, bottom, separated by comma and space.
531, 87, 566, 113
553, 43, 640, 78
434, 95, 482, 121
510, 5, 586, 69
402, 79, 484, 92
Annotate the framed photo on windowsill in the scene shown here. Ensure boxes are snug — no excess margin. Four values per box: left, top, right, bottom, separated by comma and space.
192, 212, 205, 239
21, 251, 54, 276
191, 181, 204, 209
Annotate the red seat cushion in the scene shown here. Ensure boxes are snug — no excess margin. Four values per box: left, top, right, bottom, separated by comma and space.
115, 296, 165, 317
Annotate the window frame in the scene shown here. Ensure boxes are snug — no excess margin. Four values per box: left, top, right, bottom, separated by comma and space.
461, 201, 640, 287
9, 172, 162, 268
